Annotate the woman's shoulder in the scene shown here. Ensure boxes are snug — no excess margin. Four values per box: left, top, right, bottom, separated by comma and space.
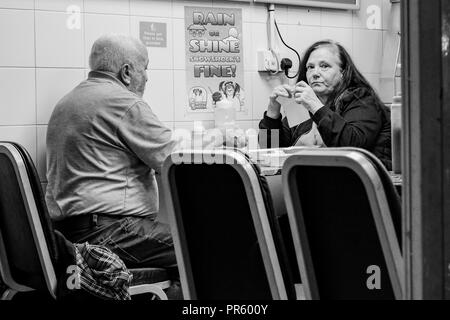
340, 86, 373, 101
337, 86, 382, 108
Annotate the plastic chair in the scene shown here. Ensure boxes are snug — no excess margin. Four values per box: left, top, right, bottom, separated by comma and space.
282, 148, 403, 300
0, 142, 170, 300
161, 148, 296, 300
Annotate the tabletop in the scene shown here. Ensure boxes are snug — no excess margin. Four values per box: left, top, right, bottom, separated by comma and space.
248, 148, 402, 187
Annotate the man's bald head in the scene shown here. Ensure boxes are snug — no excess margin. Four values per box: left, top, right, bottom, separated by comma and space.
89, 34, 147, 74
89, 34, 149, 97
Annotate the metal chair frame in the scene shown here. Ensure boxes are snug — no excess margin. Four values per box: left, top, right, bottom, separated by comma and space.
282, 149, 404, 300
161, 149, 288, 300
0, 142, 169, 300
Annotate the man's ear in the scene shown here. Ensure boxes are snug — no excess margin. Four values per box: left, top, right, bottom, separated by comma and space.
119, 64, 131, 86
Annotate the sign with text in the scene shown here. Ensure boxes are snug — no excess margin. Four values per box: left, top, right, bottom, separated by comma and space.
140, 21, 167, 47
184, 6, 245, 113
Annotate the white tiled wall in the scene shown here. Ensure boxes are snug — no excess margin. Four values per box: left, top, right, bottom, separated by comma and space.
0, 0, 399, 182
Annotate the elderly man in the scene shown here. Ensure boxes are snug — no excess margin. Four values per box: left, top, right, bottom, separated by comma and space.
46, 34, 180, 297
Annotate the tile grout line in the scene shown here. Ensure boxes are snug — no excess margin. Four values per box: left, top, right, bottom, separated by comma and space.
34, 0, 38, 165
82, 0, 86, 70
171, 0, 176, 123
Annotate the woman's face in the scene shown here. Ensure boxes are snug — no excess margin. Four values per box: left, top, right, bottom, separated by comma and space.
306, 46, 343, 100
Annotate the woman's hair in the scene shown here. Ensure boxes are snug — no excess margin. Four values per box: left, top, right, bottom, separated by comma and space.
297, 39, 382, 107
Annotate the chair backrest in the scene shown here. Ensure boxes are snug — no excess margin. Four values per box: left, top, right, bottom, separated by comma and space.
161, 149, 295, 300
0, 142, 57, 298
282, 148, 403, 300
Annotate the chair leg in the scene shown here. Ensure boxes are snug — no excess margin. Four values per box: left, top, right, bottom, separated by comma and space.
1, 288, 17, 300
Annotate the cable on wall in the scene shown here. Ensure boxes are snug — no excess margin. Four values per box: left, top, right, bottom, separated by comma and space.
274, 19, 301, 79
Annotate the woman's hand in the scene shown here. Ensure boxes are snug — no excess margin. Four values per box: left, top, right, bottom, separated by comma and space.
294, 81, 324, 114
267, 84, 294, 119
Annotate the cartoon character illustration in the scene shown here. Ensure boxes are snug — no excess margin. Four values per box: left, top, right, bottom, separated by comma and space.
223, 27, 239, 42
189, 86, 208, 110
187, 24, 207, 37
218, 81, 245, 111
212, 91, 223, 107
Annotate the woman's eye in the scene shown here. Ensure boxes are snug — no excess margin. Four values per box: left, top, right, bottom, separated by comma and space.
320, 64, 329, 69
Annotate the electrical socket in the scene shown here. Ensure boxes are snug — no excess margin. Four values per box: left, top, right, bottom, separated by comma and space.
257, 50, 279, 72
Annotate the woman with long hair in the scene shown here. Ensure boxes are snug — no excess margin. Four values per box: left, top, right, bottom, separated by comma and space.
259, 40, 392, 170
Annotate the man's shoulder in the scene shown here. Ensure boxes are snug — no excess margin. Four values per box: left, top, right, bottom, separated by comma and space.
73, 79, 146, 110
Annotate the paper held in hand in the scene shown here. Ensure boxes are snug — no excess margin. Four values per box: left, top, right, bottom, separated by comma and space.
278, 96, 309, 128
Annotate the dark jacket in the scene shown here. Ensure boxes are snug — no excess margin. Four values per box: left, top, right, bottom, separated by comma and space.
259, 86, 392, 170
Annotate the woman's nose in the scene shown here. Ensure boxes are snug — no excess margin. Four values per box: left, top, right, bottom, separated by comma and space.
311, 69, 320, 78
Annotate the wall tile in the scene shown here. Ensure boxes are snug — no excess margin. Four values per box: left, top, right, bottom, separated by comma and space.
36, 68, 85, 124
364, 73, 381, 95
35, 11, 84, 67
131, 16, 173, 70
321, 26, 353, 55
173, 0, 213, 19
0, 9, 35, 67
271, 5, 288, 26
36, 125, 47, 182
0, 68, 35, 125
321, 8, 352, 28
85, 0, 130, 15
287, 6, 321, 26
383, 0, 400, 31
131, 0, 171, 18
250, 23, 269, 72
0, 0, 33, 9
249, 2, 268, 24
282, 25, 321, 72
172, 18, 186, 70
380, 30, 400, 79
212, 0, 252, 23
0, 126, 37, 163
84, 13, 130, 68
242, 22, 252, 71
353, 28, 382, 74
35, 0, 83, 11
251, 72, 283, 119
144, 70, 174, 122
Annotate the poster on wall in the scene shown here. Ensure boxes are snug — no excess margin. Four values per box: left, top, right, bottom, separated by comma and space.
184, 6, 245, 113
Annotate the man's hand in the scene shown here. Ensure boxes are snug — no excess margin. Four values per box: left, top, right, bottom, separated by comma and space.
294, 81, 324, 114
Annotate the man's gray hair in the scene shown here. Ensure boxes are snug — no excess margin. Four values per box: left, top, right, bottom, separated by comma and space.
89, 34, 147, 73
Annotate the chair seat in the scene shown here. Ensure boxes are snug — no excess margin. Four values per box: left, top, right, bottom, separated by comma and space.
129, 268, 168, 286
